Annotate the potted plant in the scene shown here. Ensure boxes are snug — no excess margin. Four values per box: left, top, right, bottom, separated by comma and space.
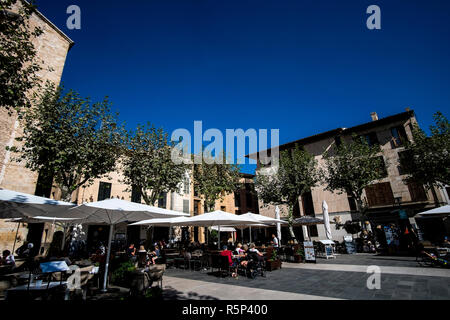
110, 261, 136, 287
265, 249, 281, 271
293, 247, 304, 263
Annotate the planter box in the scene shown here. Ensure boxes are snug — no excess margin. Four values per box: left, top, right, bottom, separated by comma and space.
293, 255, 303, 263
266, 259, 282, 271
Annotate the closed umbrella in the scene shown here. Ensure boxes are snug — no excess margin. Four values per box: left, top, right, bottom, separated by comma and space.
67, 198, 188, 292
275, 206, 282, 245
322, 200, 332, 240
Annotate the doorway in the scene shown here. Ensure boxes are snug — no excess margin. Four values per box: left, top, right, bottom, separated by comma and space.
26, 223, 44, 257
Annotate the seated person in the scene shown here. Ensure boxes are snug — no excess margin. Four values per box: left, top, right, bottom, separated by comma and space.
127, 243, 136, 257
220, 245, 233, 266
248, 243, 265, 263
154, 245, 160, 258
239, 245, 250, 268
1, 250, 15, 267
137, 245, 150, 268
235, 243, 245, 255
248, 243, 264, 257
148, 246, 159, 264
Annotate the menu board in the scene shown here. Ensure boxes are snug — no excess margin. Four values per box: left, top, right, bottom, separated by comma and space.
345, 241, 356, 254
325, 245, 333, 256
303, 241, 316, 262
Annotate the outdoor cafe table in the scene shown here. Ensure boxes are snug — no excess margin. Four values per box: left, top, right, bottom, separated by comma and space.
164, 252, 180, 257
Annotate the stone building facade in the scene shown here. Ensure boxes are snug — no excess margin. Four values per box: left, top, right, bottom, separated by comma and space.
251, 110, 449, 243
71, 167, 237, 246
234, 173, 260, 216
0, 5, 73, 253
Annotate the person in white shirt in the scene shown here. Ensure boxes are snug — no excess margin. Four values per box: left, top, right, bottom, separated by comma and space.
235, 243, 245, 255
271, 234, 279, 248
248, 243, 264, 256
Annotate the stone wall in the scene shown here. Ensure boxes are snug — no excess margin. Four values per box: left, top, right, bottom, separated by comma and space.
0, 6, 73, 252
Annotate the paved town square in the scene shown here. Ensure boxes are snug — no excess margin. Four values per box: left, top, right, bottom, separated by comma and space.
161, 254, 450, 300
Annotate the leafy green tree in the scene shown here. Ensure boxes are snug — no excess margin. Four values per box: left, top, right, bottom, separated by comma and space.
9, 83, 123, 201
121, 123, 188, 205
192, 153, 241, 212
402, 111, 449, 205
322, 135, 386, 221
255, 145, 320, 241
0, 0, 45, 112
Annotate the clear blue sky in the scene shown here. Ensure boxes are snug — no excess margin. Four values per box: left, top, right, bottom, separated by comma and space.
36, 0, 450, 174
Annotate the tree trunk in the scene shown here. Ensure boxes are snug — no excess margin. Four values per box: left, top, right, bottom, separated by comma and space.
355, 197, 367, 232
287, 206, 297, 244
60, 186, 73, 202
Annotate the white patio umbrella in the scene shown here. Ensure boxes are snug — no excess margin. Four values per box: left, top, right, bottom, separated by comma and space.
0, 189, 75, 218
129, 216, 191, 227
169, 210, 264, 249
212, 226, 237, 244
416, 205, 450, 218
322, 200, 332, 240
231, 223, 269, 243
66, 198, 189, 292
7, 215, 82, 252
211, 226, 236, 232
0, 189, 75, 253
238, 212, 286, 243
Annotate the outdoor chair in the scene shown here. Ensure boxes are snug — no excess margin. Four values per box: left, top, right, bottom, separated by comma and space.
189, 256, 202, 271
136, 252, 148, 269
200, 253, 210, 270
160, 250, 175, 269
210, 255, 232, 277
209, 254, 221, 274
129, 269, 151, 297
147, 264, 165, 288
247, 253, 265, 278
57, 265, 95, 300
174, 257, 188, 270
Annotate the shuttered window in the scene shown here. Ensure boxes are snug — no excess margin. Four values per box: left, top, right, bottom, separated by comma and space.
97, 182, 111, 201
131, 185, 141, 203
183, 199, 190, 214
407, 181, 428, 202
158, 192, 167, 208
365, 182, 394, 206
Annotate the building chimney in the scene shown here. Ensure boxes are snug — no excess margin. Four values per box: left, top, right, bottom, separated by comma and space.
370, 112, 378, 121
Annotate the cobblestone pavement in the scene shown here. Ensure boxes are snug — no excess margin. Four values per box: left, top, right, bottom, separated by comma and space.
162, 254, 450, 300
